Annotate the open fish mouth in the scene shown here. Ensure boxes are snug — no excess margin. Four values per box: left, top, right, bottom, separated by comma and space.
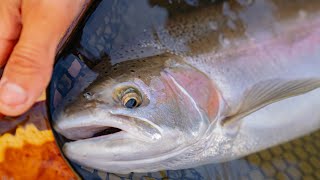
58, 124, 124, 142
53, 108, 163, 143
91, 127, 122, 138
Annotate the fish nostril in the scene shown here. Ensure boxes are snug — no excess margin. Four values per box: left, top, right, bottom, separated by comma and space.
83, 92, 93, 100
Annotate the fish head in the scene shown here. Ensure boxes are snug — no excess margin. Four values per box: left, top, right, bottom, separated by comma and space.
54, 54, 220, 173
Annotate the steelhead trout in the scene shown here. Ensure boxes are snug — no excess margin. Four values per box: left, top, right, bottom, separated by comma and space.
54, 0, 320, 173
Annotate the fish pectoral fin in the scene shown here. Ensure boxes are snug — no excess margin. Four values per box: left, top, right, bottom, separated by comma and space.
222, 78, 320, 126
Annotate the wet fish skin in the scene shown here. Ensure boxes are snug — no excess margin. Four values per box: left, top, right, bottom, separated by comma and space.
54, 1, 320, 173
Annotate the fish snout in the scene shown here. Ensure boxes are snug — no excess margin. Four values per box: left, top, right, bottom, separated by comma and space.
53, 110, 106, 140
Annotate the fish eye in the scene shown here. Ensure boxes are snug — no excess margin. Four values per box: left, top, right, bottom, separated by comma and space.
117, 87, 142, 108
122, 94, 139, 108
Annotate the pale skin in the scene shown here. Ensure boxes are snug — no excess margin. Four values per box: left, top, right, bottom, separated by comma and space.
0, 0, 86, 116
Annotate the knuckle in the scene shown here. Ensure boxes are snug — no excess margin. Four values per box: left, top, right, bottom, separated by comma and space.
9, 44, 53, 74
0, 0, 21, 39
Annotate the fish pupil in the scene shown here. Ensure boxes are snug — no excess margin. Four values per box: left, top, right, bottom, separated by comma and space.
125, 98, 137, 108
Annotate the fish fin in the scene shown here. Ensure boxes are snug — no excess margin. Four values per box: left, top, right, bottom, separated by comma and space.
223, 78, 320, 126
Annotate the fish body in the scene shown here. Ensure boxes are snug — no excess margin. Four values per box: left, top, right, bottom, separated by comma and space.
54, 0, 320, 173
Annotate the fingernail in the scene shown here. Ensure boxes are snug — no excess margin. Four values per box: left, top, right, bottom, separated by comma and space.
0, 79, 27, 106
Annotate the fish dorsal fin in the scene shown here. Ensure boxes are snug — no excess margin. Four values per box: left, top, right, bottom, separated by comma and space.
223, 78, 320, 126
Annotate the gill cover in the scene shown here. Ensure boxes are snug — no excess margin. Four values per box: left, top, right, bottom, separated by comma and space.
161, 61, 220, 137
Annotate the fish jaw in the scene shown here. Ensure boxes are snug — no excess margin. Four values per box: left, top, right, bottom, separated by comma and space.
62, 130, 192, 173
54, 104, 198, 174
55, 105, 193, 173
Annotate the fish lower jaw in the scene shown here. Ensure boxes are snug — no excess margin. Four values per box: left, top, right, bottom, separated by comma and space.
63, 138, 191, 174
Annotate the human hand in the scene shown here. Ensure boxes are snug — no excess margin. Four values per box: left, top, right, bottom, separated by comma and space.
0, 0, 86, 116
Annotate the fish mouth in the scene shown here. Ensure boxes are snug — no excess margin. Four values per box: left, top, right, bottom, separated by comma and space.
53, 106, 167, 172
54, 108, 186, 173
91, 127, 122, 138
53, 108, 162, 143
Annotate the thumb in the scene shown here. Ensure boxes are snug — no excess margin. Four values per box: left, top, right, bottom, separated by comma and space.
0, 0, 84, 116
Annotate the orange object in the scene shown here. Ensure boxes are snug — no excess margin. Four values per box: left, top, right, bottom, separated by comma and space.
0, 141, 76, 180
0, 102, 77, 179
37, 91, 46, 102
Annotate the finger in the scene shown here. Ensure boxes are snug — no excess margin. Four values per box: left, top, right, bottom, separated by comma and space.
0, 0, 85, 116
0, 0, 22, 67
0, 40, 17, 67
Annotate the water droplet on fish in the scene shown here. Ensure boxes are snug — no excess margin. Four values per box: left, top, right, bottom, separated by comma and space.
152, 133, 162, 140
227, 19, 237, 31
219, 34, 230, 48
236, 0, 253, 6
208, 21, 218, 31
223, 2, 238, 21
298, 10, 307, 20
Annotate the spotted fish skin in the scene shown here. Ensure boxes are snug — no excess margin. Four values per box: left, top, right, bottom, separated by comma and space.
54, 0, 320, 173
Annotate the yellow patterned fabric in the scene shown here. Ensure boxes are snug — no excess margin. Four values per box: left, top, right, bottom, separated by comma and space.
0, 124, 53, 162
